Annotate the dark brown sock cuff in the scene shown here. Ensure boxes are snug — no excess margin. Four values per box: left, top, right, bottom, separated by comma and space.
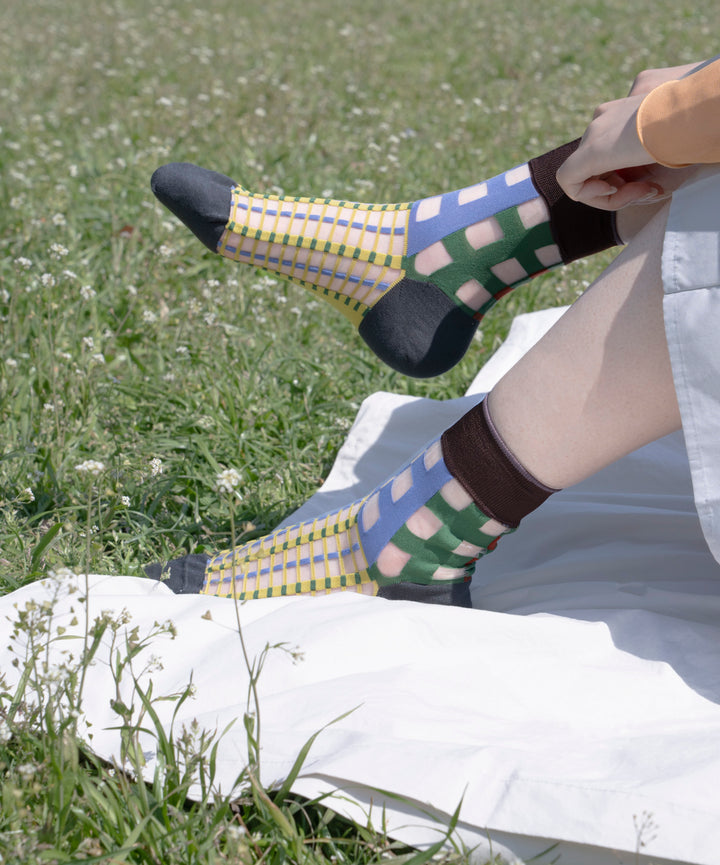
529, 139, 621, 264
441, 400, 558, 528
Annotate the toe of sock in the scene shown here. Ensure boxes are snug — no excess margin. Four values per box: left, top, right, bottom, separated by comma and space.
150, 163, 236, 252
358, 277, 478, 378
144, 553, 210, 594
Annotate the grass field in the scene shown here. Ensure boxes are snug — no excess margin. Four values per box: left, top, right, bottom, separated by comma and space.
0, 0, 714, 861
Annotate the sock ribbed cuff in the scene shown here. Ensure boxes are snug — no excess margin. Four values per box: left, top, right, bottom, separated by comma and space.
440, 399, 558, 528
528, 140, 622, 264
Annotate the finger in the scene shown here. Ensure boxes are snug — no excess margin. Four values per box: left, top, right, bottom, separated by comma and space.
578, 181, 664, 211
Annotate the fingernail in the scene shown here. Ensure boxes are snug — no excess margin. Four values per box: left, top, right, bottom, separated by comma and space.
636, 191, 659, 203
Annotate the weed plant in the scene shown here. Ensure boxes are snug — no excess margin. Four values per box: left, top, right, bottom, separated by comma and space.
0, 0, 714, 861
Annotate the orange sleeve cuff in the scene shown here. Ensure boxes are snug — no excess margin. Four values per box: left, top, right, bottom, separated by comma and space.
637, 61, 720, 168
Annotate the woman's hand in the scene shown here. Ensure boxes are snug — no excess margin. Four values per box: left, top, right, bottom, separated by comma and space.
627, 62, 704, 96
557, 62, 708, 210
556, 94, 662, 210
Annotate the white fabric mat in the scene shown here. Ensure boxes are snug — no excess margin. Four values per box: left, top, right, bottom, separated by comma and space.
3, 308, 720, 865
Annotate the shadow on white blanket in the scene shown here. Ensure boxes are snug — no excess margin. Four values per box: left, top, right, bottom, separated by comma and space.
2, 308, 719, 865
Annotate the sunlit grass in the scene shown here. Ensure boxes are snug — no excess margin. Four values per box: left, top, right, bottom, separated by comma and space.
0, 0, 714, 861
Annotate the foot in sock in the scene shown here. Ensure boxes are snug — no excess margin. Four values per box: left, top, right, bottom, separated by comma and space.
145, 400, 557, 607
151, 141, 619, 378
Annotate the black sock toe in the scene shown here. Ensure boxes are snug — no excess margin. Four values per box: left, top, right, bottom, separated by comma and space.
144, 553, 209, 594
358, 277, 478, 378
150, 163, 236, 252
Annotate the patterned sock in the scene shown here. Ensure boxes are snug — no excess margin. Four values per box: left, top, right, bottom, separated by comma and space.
151, 140, 618, 377
146, 400, 557, 607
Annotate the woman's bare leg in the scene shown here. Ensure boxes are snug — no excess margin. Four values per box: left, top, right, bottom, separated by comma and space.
490, 203, 679, 489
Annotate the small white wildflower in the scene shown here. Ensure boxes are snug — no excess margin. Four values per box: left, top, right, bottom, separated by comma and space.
41, 273, 56, 288
82, 336, 94, 350
52, 213, 67, 227
75, 459, 106, 476
10, 195, 24, 209
91, 353, 105, 365
197, 415, 213, 429
1, 288, 9, 302
14, 256, 32, 270
63, 269, 78, 281
0, 718, 11, 745
43, 401, 55, 412
157, 244, 173, 259
143, 309, 157, 323
149, 457, 163, 476
127, 284, 138, 296
290, 306, 301, 316
225, 824, 246, 841
163, 371, 175, 382
5, 358, 18, 369
49, 242, 69, 259
120, 495, 130, 507
254, 106, 266, 117
17, 763, 37, 780
175, 345, 189, 356
276, 295, 287, 304
215, 467, 242, 495
19, 487, 35, 503
203, 312, 216, 326
69, 163, 79, 177
156, 96, 173, 107
80, 285, 96, 300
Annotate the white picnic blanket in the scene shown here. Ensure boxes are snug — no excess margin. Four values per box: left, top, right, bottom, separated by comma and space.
2, 308, 719, 865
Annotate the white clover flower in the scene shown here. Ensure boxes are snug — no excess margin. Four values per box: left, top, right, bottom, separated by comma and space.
14, 256, 32, 270
215, 468, 242, 494
0, 718, 11, 745
17, 763, 37, 780
75, 459, 106, 476
80, 285, 96, 300
49, 243, 69, 259
149, 457, 163, 476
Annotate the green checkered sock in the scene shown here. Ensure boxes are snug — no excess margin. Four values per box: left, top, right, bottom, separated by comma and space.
151, 141, 617, 377
148, 399, 557, 607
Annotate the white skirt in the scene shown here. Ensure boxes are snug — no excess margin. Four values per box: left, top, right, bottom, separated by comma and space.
662, 165, 720, 564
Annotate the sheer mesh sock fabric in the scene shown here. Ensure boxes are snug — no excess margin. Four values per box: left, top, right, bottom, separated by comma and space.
151, 140, 618, 377
146, 400, 558, 607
